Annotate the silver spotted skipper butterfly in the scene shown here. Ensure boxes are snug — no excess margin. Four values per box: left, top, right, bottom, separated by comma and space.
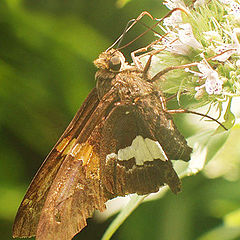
12, 47, 192, 240
13, 11, 193, 238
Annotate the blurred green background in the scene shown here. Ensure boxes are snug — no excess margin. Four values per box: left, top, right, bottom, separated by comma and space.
1, 0, 240, 240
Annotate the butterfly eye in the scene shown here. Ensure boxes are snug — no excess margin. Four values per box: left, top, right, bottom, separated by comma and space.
109, 56, 121, 71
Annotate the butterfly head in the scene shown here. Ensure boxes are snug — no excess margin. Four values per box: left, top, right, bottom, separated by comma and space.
94, 49, 127, 72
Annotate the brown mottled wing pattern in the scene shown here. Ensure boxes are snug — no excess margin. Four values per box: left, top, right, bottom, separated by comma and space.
12, 88, 100, 238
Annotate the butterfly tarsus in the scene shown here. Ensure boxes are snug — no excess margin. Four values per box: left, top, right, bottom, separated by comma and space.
158, 92, 227, 131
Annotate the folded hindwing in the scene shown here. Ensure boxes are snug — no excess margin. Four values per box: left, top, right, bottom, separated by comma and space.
100, 103, 181, 197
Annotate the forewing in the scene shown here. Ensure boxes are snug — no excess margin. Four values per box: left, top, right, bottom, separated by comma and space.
13, 88, 100, 238
35, 88, 118, 240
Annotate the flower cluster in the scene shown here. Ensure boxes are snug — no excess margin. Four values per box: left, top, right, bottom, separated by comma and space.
152, 0, 240, 108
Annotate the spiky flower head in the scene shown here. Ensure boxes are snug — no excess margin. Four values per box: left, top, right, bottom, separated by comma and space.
150, 0, 240, 128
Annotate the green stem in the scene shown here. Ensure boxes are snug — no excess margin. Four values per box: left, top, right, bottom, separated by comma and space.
101, 194, 147, 240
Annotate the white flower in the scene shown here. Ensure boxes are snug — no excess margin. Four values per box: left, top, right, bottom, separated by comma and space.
194, 0, 207, 7
221, 1, 240, 21
229, 1, 240, 17
219, 0, 232, 4
163, 10, 182, 28
159, 32, 192, 55
203, 30, 237, 61
212, 44, 236, 61
166, 39, 192, 55
232, 28, 240, 54
205, 75, 223, 95
155, 23, 202, 55
236, 59, 240, 67
163, 0, 186, 10
178, 23, 203, 50
195, 61, 223, 95
187, 143, 207, 175
153, 0, 240, 98
203, 31, 222, 42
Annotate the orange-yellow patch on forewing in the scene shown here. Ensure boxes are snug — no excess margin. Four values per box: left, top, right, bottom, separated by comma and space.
56, 138, 70, 153
70, 143, 82, 157
86, 153, 100, 179
62, 140, 100, 179
70, 143, 93, 166
75, 143, 93, 166
63, 138, 77, 155
69, 142, 100, 179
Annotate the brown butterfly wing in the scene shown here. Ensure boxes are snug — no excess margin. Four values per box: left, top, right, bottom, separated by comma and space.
35, 147, 105, 240
35, 95, 186, 240
34, 89, 118, 240
99, 81, 192, 197
12, 88, 100, 238
100, 103, 182, 196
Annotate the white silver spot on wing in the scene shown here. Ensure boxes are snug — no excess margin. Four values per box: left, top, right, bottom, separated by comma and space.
117, 136, 168, 166
106, 153, 117, 163
70, 143, 81, 157
145, 138, 168, 161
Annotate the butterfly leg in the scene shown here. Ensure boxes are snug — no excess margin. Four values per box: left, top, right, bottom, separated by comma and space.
165, 108, 228, 130
130, 33, 171, 71
157, 89, 227, 130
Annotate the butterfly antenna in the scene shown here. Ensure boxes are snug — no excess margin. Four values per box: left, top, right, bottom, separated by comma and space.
106, 11, 154, 52
106, 19, 136, 52
117, 8, 187, 51
107, 8, 187, 52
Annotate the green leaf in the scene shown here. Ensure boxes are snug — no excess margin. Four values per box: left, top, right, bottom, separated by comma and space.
215, 98, 235, 134
197, 225, 240, 240
224, 208, 240, 227
204, 124, 240, 180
